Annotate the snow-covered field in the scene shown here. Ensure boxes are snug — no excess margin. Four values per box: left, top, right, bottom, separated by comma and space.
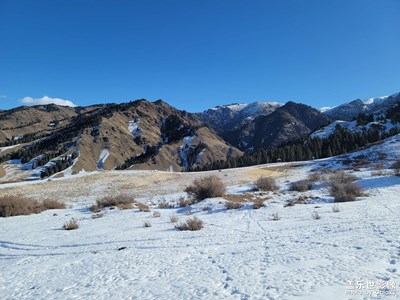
1, 137, 400, 299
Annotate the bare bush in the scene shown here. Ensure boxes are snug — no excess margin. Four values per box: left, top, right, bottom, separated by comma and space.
185, 176, 226, 201
178, 197, 193, 207
290, 179, 313, 192
153, 211, 161, 218
137, 203, 150, 212
170, 215, 178, 223
270, 212, 280, 221
158, 200, 171, 209
91, 195, 134, 211
308, 172, 321, 183
255, 177, 278, 192
176, 217, 204, 231
42, 200, 66, 210
332, 204, 340, 213
312, 211, 321, 220
63, 218, 79, 230
202, 206, 212, 212
0, 195, 66, 218
327, 170, 363, 202
184, 210, 192, 216
252, 198, 265, 209
225, 201, 243, 210
143, 221, 152, 228
391, 160, 400, 176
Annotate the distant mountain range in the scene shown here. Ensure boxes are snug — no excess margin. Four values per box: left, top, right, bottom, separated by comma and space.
0, 91, 399, 182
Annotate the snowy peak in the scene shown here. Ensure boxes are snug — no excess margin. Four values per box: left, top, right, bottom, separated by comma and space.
201, 101, 283, 133
323, 92, 400, 121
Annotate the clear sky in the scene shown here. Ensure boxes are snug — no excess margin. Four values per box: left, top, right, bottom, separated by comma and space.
0, 0, 399, 112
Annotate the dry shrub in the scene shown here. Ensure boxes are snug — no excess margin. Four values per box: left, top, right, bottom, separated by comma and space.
179, 197, 193, 207
284, 201, 295, 207
91, 194, 134, 211
202, 206, 212, 212
158, 200, 171, 209
0, 195, 66, 218
184, 210, 192, 216
255, 177, 278, 192
185, 175, 226, 201
42, 200, 66, 210
308, 172, 321, 183
92, 213, 103, 219
374, 162, 385, 170
225, 201, 243, 210
137, 203, 150, 212
176, 217, 204, 231
270, 212, 280, 221
63, 218, 79, 230
170, 215, 178, 223
391, 160, 400, 176
252, 198, 265, 209
330, 182, 364, 202
312, 211, 321, 220
0, 196, 41, 217
153, 211, 161, 218
328, 172, 364, 202
290, 179, 313, 192
143, 221, 152, 228
332, 204, 340, 213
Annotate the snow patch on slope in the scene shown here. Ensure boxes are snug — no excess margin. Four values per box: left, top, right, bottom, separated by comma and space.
97, 148, 110, 170
179, 136, 194, 171
128, 119, 142, 138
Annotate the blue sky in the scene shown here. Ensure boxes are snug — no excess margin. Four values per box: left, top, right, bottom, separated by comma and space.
0, 0, 399, 112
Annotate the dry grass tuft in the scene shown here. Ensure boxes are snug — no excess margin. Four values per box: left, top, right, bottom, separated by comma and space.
176, 217, 204, 231
391, 160, 400, 176
63, 218, 79, 230
225, 201, 243, 210
332, 204, 340, 213
252, 198, 265, 209
312, 211, 321, 220
153, 211, 161, 218
158, 200, 172, 209
185, 175, 225, 201
90, 194, 134, 211
270, 212, 280, 221
178, 197, 193, 207
326, 171, 364, 202
42, 200, 66, 210
170, 215, 178, 223
137, 203, 150, 212
143, 221, 152, 228
289, 179, 313, 192
0, 195, 66, 218
184, 210, 192, 216
202, 206, 212, 212
255, 177, 278, 192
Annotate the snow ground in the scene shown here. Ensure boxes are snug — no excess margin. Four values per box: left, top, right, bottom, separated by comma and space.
1, 137, 400, 299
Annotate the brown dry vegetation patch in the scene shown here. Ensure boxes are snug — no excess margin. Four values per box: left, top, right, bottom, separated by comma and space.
223, 193, 269, 204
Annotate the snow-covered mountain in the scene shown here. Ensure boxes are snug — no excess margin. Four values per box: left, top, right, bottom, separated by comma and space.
200, 101, 282, 133
323, 92, 400, 121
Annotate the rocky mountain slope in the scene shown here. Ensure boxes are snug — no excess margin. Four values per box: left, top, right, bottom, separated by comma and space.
323, 92, 400, 121
221, 102, 330, 150
199, 101, 282, 133
0, 100, 242, 182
